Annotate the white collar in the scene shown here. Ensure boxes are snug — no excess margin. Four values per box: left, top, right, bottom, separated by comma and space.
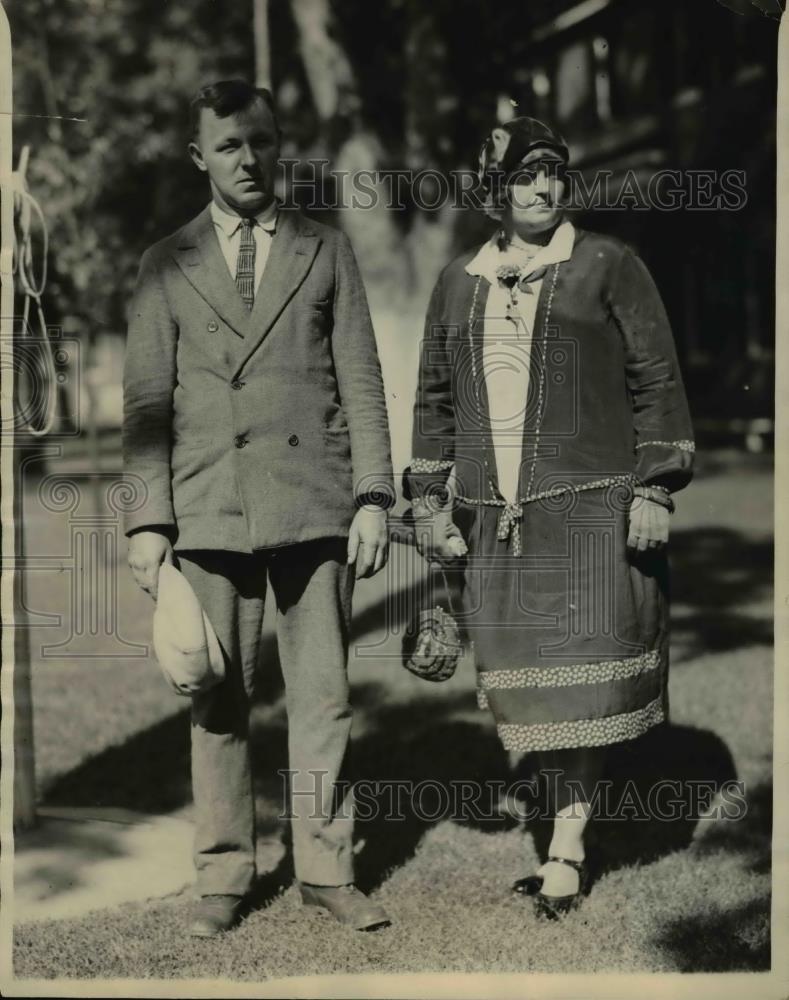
210, 198, 278, 237
465, 219, 575, 284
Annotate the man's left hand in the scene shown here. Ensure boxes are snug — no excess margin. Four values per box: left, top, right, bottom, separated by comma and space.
627, 497, 670, 552
347, 507, 389, 578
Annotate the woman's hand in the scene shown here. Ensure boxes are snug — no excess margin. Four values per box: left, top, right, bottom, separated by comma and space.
627, 496, 670, 552
412, 501, 468, 563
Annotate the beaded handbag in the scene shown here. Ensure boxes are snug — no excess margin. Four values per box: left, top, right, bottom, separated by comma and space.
402, 566, 463, 682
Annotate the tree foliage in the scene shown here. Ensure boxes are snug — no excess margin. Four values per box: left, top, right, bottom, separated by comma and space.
8, 0, 776, 337
7, 0, 557, 333
8, 0, 254, 332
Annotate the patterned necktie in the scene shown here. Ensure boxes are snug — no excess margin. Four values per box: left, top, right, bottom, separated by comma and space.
234, 218, 256, 310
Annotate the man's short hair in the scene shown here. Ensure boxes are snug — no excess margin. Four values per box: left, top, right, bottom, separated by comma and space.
189, 79, 279, 141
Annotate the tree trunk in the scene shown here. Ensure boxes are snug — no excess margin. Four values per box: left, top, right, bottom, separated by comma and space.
289, 0, 412, 310
253, 0, 272, 89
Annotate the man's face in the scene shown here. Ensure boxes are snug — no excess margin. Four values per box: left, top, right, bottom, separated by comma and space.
189, 98, 280, 215
506, 147, 567, 237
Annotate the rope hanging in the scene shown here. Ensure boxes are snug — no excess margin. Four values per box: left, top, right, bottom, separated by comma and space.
10, 145, 57, 437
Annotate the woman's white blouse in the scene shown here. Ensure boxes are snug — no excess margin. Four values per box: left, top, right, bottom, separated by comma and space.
464, 221, 575, 503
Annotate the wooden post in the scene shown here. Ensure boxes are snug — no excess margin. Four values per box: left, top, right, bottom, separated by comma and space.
0, 3, 37, 831
253, 0, 271, 90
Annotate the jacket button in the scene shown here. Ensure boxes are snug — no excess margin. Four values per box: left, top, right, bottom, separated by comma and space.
231, 379, 245, 390
234, 435, 248, 449
288, 434, 299, 447
207, 320, 219, 333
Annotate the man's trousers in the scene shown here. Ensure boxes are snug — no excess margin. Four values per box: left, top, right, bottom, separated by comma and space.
177, 539, 355, 896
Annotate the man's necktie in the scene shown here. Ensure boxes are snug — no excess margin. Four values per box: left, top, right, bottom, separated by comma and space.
234, 218, 256, 310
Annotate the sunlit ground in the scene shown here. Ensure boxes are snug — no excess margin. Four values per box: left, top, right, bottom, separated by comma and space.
11, 440, 772, 978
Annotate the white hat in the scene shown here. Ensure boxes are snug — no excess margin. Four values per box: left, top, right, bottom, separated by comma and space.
152, 563, 225, 696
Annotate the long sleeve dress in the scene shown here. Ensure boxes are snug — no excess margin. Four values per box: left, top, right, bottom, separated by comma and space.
404, 225, 694, 753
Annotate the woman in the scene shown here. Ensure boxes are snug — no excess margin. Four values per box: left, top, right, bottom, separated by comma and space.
403, 116, 694, 919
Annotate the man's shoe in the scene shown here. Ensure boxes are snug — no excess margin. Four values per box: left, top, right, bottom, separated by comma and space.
299, 883, 391, 931
189, 894, 245, 937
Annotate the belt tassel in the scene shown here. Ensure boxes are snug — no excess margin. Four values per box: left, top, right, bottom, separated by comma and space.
496, 502, 523, 556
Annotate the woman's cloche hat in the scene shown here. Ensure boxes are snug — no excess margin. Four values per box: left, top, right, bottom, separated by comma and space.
478, 115, 569, 219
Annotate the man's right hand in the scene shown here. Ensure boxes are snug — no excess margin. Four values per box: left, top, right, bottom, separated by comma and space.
127, 530, 174, 599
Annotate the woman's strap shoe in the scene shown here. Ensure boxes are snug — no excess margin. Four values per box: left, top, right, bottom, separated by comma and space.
533, 856, 588, 921
511, 873, 544, 896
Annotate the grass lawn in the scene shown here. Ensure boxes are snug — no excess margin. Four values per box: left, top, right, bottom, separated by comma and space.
12, 448, 773, 979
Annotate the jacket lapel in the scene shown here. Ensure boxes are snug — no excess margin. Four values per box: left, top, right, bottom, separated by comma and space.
462, 276, 502, 497
233, 209, 321, 376
171, 206, 253, 339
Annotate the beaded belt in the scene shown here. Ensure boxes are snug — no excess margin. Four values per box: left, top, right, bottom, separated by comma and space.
457, 474, 639, 557
461, 269, 641, 556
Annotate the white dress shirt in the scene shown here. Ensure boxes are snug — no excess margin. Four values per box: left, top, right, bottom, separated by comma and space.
465, 220, 575, 503
210, 199, 278, 294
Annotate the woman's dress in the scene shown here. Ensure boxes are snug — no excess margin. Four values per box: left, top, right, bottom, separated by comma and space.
405, 226, 694, 753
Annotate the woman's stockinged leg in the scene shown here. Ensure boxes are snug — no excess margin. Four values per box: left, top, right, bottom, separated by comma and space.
536, 746, 606, 896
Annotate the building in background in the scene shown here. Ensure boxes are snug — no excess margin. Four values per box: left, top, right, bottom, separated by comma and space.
509, 0, 776, 450
9, 0, 777, 451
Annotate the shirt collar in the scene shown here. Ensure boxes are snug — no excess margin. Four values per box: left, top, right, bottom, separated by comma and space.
210, 198, 278, 237
465, 219, 575, 283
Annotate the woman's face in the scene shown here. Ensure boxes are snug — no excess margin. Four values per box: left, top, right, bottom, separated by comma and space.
506, 153, 567, 237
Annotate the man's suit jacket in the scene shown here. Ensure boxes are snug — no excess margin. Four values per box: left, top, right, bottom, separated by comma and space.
122, 205, 394, 552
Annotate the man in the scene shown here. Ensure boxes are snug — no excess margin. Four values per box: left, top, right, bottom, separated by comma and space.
123, 80, 395, 935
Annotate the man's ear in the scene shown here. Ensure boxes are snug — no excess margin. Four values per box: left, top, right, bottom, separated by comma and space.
188, 141, 207, 172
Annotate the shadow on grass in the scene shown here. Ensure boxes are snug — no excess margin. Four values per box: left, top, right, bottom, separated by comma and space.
40, 677, 758, 858
16, 820, 131, 901
655, 896, 771, 971
591, 722, 741, 872
648, 780, 773, 972
691, 779, 773, 876
43, 706, 193, 815
41, 674, 771, 971
349, 686, 513, 892
38, 521, 771, 932
506, 721, 746, 876
670, 527, 773, 662
42, 631, 287, 815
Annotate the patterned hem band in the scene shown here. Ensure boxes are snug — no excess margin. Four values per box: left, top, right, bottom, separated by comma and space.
478, 648, 660, 696
409, 458, 455, 473
635, 439, 695, 453
493, 697, 665, 752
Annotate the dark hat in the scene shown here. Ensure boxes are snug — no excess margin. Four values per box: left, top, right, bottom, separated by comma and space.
480, 116, 569, 175
478, 116, 569, 218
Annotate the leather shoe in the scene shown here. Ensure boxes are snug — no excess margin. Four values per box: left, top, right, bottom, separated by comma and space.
511, 873, 544, 897
533, 856, 588, 920
189, 894, 245, 937
299, 883, 391, 931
